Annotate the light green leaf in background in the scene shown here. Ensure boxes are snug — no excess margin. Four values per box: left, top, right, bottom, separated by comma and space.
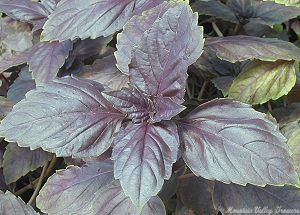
229, 60, 297, 104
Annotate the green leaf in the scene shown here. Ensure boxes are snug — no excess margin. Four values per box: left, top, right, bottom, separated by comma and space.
267, 0, 300, 7
229, 60, 297, 104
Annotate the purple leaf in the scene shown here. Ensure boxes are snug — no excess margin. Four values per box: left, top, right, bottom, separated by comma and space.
0, 191, 39, 215
3, 142, 52, 184
178, 176, 216, 214
69, 36, 112, 63
36, 160, 114, 214
193, 0, 300, 25
213, 182, 300, 214
91, 180, 166, 214
79, 55, 129, 91
41, 0, 163, 41
112, 121, 179, 209
227, 0, 300, 25
0, 76, 125, 157
115, 1, 176, 74
130, 1, 204, 101
205, 36, 300, 62
0, 0, 49, 22
7, 68, 35, 103
192, 0, 238, 23
28, 41, 73, 85
177, 98, 298, 185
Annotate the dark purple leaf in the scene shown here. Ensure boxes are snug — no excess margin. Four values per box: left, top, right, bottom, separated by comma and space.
69, 36, 112, 64
178, 176, 216, 214
0, 0, 49, 22
41, 0, 163, 41
158, 162, 186, 202
193, 0, 300, 25
79, 55, 129, 91
192, 0, 238, 23
0, 97, 13, 119
227, 0, 300, 25
0, 76, 125, 157
36, 160, 114, 214
213, 182, 300, 214
7, 68, 35, 103
205, 36, 300, 62
28, 41, 73, 85
0, 191, 38, 215
91, 180, 166, 215
130, 1, 204, 101
115, 1, 176, 74
112, 121, 179, 209
3, 143, 52, 184
177, 98, 298, 185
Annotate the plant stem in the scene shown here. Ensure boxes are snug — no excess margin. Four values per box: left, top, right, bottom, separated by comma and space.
14, 180, 36, 196
267, 101, 273, 112
14, 155, 57, 196
212, 22, 223, 37
233, 22, 240, 35
45, 154, 57, 177
28, 161, 49, 205
186, 83, 192, 99
197, 80, 209, 101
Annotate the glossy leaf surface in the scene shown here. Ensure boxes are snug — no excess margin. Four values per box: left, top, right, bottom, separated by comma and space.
41, 0, 162, 41
229, 60, 297, 104
130, 1, 204, 101
36, 160, 114, 214
178, 99, 298, 185
0, 76, 125, 157
3, 143, 52, 184
112, 121, 179, 209
205, 36, 300, 62
115, 1, 176, 74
